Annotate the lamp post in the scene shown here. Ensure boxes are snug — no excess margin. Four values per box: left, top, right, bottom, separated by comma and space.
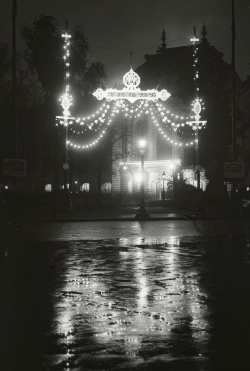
135, 139, 150, 219
187, 99, 206, 191
195, 127, 201, 190
74, 180, 78, 204
162, 171, 166, 202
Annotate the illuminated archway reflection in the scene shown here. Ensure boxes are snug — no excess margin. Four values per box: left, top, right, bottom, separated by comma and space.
54, 238, 210, 367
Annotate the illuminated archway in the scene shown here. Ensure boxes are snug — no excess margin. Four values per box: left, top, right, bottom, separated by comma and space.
55, 30, 207, 152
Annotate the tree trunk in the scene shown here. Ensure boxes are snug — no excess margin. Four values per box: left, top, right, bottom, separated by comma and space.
97, 157, 102, 207
53, 125, 59, 193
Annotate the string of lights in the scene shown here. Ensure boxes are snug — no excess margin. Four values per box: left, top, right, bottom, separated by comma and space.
73, 103, 113, 131
188, 31, 207, 130
67, 101, 121, 148
74, 102, 108, 122
66, 97, 200, 149
151, 102, 190, 131
149, 102, 197, 147
59, 32, 73, 121
56, 30, 206, 150
151, 102, 206, 131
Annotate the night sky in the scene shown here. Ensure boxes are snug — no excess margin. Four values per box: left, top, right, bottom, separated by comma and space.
1, 0, 250, 86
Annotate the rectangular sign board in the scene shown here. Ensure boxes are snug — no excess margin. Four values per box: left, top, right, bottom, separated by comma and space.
224, 161, 244, 179
4, 159, 27, 177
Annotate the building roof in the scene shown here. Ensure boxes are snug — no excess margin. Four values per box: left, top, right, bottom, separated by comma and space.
135, 37, 242, 99
136, 45, 193, 92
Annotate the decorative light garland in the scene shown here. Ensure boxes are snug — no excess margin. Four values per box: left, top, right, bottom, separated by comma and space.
151, 101, 206, 131
186, 32, 207, 130
73, 103, 113, 130
151, 102, 192, 131
191, 33, 200, 96
56, 32, 74, 126
66, 96, 201, 149
155, 101, 191, 121
55, 29, 206, 151
67, 101, 121, 148
74, 102, 108, 123
149, 102, 198, 147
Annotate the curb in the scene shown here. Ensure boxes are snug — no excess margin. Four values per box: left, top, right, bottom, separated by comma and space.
24, 215, 191, 222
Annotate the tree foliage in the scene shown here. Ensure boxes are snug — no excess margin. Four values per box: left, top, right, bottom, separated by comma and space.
18, 15, 108, 192
0, 41, 45, 174
20, 15, 62, 94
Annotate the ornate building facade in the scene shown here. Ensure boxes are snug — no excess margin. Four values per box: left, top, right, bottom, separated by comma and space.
111, 29, 210, 201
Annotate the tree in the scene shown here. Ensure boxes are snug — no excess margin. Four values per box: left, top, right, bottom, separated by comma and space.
0, 42, 45, 183
19, 15, 107, 192
20, 15, 63, 94
0, 42, 13, 161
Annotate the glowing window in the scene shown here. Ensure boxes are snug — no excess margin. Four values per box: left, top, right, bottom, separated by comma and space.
80, 183, 90, 193
101, 182, 112, 194
45, 184, 52, 192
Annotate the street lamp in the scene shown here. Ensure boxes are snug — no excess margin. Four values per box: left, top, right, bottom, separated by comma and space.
170, 162, 176, 199
188, 99, 206, 191
75, 180, 78, 193
195, 128, 200, 190
74, 180, 78, 204
135, 139, 150, 219
162, 171, 166, 202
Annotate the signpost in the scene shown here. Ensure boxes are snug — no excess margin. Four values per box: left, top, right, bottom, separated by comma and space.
4, 159, 26, 177
225, 161, 244, 179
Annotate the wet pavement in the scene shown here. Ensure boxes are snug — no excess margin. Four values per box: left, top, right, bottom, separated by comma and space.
1, 221, 250, 370
1, 218, 250, 246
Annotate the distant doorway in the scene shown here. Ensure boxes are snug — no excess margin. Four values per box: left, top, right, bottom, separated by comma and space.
156, 181, 168, 200
156, 180, 173, 199
161, 180, 168, 200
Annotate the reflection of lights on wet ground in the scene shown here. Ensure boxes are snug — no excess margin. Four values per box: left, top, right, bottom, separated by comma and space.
53, 240, 210, 367
135, 250, 149, 311
119, 236, 180, 247
119, 237, 130, 246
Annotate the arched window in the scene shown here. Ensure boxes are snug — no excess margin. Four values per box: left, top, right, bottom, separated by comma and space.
61, 184, 70, 190
45, 184, 52, 192
101, 182, 112, 194
80, 183, 90, 193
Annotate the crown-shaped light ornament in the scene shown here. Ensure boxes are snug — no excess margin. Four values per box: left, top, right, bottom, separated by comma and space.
93, 68, 171, 104
123, 68, 140, 89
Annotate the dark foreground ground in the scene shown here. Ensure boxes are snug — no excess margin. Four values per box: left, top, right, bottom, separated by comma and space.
1, 219, 250, 371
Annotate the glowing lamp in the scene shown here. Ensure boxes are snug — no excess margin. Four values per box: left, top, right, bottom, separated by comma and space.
193, 99, 201, 118
60, 93, 73, 117
190, 36, 199, 43
170, 162, 175, 170
138, 139, 146, 154
136, 173, 142, 183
